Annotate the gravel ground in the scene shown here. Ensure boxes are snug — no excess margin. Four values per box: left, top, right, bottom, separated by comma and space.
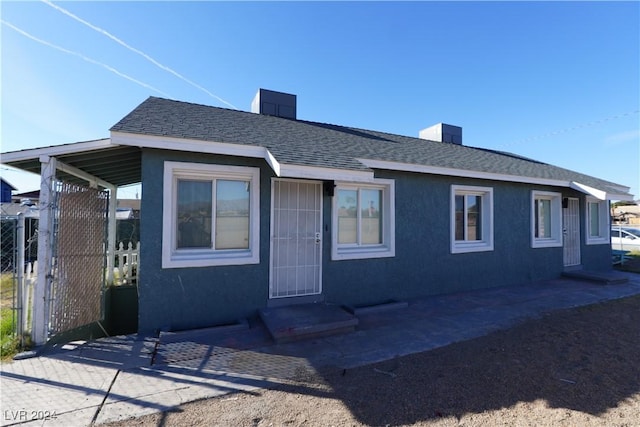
103, 291, 640, 427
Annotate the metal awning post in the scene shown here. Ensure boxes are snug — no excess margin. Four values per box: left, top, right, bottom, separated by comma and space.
33, 155, 56, 346
16, 213, 25, 344
107, 187, 117, 285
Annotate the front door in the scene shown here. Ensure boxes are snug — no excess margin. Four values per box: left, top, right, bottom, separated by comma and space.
563, 197, 581, 267
270, 180, 322, 298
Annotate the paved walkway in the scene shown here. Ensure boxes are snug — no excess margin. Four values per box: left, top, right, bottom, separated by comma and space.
2, 273, 640, 426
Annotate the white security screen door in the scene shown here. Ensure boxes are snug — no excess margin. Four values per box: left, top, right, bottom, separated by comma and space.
270, 180, 322, 298
563, 197, 581, 267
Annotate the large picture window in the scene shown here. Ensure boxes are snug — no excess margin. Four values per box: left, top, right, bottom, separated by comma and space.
163, 162, 259, 268
451, 185, 494, 253
531, 191, 562, 248
332, 179, 395, 260
586, 197, 609, 245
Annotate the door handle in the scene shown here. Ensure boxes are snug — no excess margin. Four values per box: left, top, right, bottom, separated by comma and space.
315, 232, 321, 244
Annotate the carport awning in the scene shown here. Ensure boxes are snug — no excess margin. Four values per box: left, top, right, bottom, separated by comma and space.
0, 139, 141, 188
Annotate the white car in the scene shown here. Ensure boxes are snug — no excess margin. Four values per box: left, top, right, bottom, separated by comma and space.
611, 227, 640, 252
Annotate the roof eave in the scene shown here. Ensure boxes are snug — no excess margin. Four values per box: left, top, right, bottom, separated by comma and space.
358, 158, 570, 186
110, 131, 267, 159
1, 138, 113, 163
358, 158, 634, 201
111, 131, 375, 182
279, 163, 373, 182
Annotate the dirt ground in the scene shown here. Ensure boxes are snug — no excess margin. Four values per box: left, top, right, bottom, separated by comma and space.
103, 287, 640, 427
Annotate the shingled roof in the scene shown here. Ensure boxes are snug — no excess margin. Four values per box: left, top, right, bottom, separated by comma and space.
110, 96, 632, 200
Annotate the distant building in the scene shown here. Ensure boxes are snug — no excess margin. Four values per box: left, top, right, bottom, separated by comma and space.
117, 199, 141, 219
612, 203, 640, 225
12, 189, 40, 205
0, 178, 16, 203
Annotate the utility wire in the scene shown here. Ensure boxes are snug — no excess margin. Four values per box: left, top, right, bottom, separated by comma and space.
43, 0, 237, 109
511, 110, 640, 145
2, 20, 170, 97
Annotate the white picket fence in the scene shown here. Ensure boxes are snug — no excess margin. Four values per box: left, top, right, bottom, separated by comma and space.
108, 241, 140, 286
21, 240, 139, 289
14, 241, 139, 339
21, 261, 37, 336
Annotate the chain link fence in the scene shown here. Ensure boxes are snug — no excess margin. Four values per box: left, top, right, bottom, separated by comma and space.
1, 215, 19, 349
3, 180, 124, 345
1, 211, 38, 348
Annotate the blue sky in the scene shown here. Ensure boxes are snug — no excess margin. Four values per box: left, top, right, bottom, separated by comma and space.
1, 1, 639, 200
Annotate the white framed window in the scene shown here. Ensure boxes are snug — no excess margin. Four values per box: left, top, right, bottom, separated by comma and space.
531, 190, 562, 248
332, 179, 395, 260
162, 161, 260, 268
451, 185, 494, 253
586, 197, 609, 245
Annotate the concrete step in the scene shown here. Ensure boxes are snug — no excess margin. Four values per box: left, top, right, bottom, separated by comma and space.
344, 299, 408, 315
562, 270, 629, 285
259, 303, 358, 344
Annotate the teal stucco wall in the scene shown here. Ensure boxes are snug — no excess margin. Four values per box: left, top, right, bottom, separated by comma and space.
138, 149, 274, 333
322, 172, 568, 307
138, 150, 612, 333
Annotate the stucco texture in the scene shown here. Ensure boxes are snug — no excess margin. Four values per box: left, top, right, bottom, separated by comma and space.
137, 152, 611, 333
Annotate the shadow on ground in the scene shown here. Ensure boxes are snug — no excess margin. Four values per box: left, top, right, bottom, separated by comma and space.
282, 295, 640, 425
10, 282, 639, 426
123, 294, 640, 426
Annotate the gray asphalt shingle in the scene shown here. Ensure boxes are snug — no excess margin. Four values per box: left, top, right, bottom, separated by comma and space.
111, 97, 631, 197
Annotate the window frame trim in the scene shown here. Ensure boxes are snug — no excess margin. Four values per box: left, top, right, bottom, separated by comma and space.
450, 185, 494, 254
331, 179, 395, 261
585, 197, 610, 245
162, 161, 260, 269
530, 190, 563, 248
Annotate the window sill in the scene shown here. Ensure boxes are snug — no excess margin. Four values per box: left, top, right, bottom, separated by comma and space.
162, 249, 259, 269
451, 241, 494, 254
531, 238, 563, 249
332, 245, 395, 261
585, 237, 609, 246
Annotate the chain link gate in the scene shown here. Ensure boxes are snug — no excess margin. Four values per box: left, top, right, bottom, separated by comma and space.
47, 181, 109, 337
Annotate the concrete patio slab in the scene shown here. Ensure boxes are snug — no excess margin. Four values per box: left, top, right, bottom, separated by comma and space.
2, 272, 639, 426
259, 303, 358, 343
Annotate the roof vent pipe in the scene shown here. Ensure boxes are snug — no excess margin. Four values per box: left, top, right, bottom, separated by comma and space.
419, 123, 462, 145
251, 88, 297, 119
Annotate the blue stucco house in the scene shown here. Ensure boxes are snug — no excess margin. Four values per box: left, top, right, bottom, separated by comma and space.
1, 178, 16, 203
2, 89, 634, 336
